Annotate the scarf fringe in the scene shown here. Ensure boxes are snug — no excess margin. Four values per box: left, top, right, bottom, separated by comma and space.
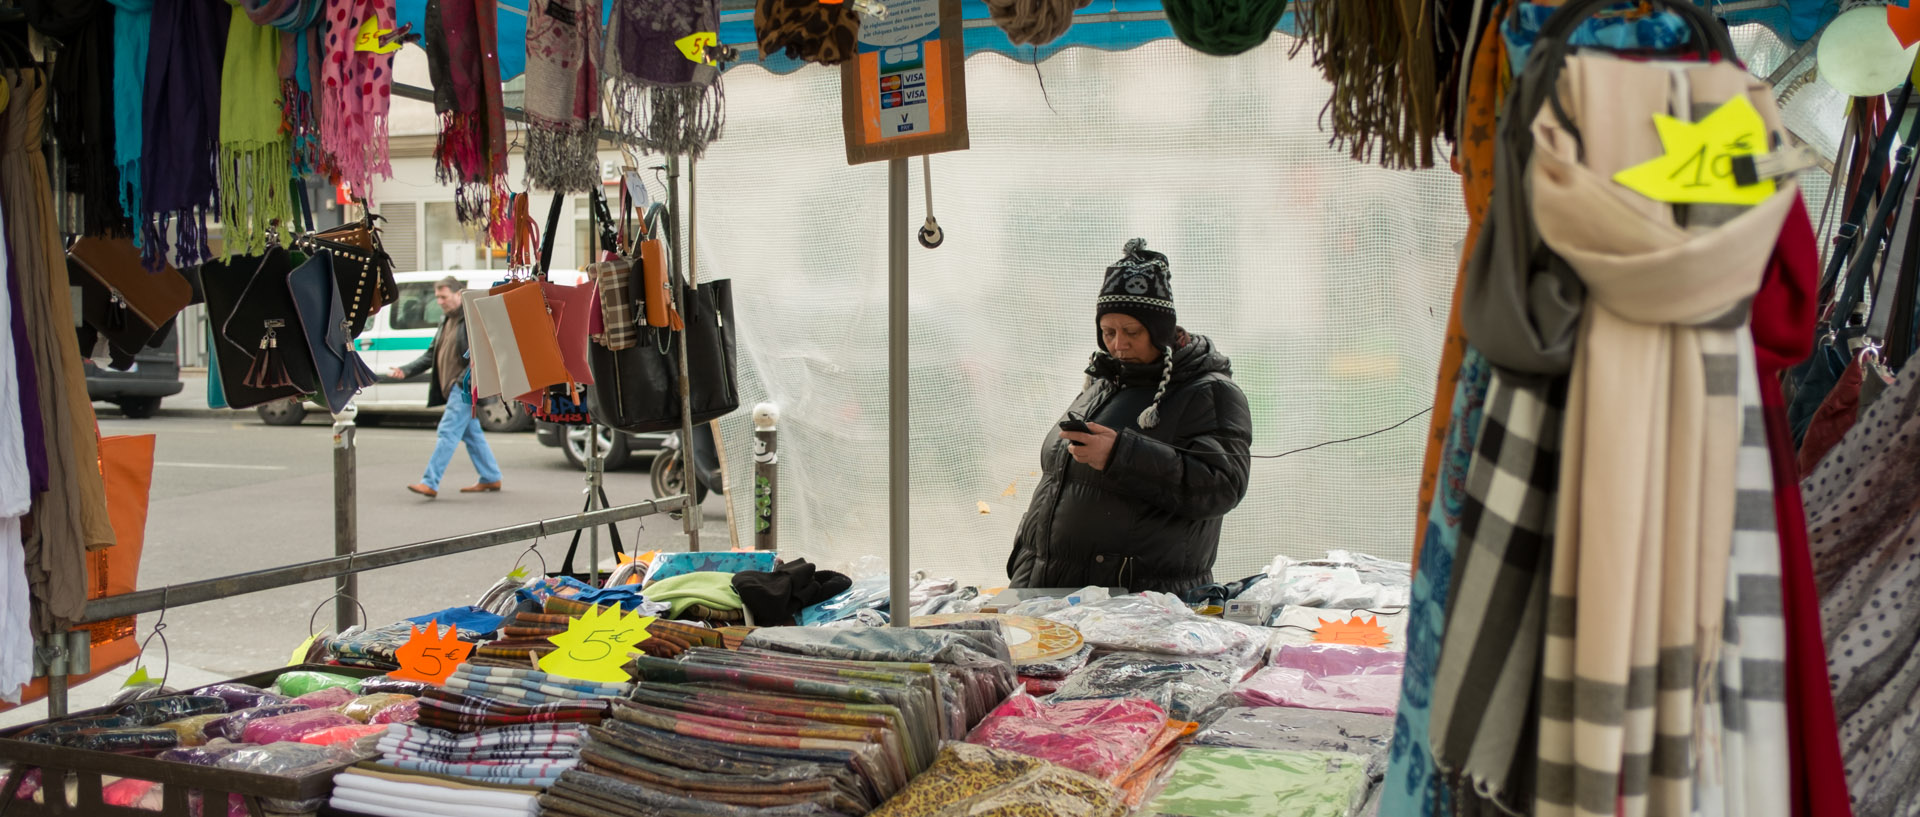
282, 77, 323, 174
435, 111, 510, 237
218, 139, 295, 259
609, 80, 725, 160
526, 119, 604, 195
142, 208, 212, 272
1293, 0, 1437, 171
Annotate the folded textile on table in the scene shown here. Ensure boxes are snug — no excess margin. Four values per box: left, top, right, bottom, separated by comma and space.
330, 763, 541, 817
867, 742, 1126, 817
332, 620, 487, 670
801, 574, 893, 626
1046, 652, 1238, 722
643, 550, 777, 584
576, 720, 875, 814
1144, 747, 1371, 817
643, 571, 747, 618
516, 575, 671, 616
415, 688, 612, 733
1192, 707, 1393, 794
742, 623, 1010, 668
964, 692, 1168, 784
1240, 551, 1413, 610
731, 557, 854, 626
406, 605, 508, 638
1233, 646, 1403, 716
376, 722, 589, 786
1263, 605, 1410, 654
444, 664, 632, 704
1043, 593, 1268, 670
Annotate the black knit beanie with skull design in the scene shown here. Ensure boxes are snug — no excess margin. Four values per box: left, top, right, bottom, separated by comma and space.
1096, 238, 1176, 352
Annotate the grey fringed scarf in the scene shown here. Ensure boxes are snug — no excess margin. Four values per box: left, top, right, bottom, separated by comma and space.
525, 0, 603, 193
606, 0, 725, 159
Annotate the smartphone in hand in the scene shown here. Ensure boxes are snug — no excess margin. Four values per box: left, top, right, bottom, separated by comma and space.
1059, 412, 1090, 444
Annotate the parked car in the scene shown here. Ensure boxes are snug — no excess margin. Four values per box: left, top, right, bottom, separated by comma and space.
254, 269, 586, 429
85, 324, 184, 419
535, 414, 668, 471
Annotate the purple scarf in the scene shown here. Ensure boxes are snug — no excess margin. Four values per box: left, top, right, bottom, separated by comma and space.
4, 228, 43, 494
140, 0, 227, 268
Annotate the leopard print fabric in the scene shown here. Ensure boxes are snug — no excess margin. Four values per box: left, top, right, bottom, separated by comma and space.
755, 0, 862, 65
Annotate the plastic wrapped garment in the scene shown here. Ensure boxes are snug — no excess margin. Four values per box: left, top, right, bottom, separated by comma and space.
34, 727, 179, 753
291, 686, 360, 708
1194, 707, 1393, 755
240, 709, 357, 744
1145, 747, 1371, 817
868, 742, 1127, 817
965, 693, 1168, 783
214, 740, 364, 776
107, 681, 180, 707
370, 699, 421, 724
18, 714, 137, 743
800, 574, 892, 626
155, 714, 228, 746
1233, 646, 1404, 716
1242, 551, 1412, 611
342, 693, 417, 723
1265, 607, 1410, 654
1020, 644, 1096, 679
1043, 594, 1267, 670
1046, 652, 1238, 722
117, 695, 228, 726
270, 671, 362, 698
204, 703, 314, 742
406, 605, 507, 638
156, 741, 260, 766
356, 676, 435, 697
742, 624, 1011, 668
191, 683, 290, 711
330, 621, 485, 670
298, 723, 390, 746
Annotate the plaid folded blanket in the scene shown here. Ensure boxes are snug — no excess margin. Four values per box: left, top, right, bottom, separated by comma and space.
418, 689, 612, 733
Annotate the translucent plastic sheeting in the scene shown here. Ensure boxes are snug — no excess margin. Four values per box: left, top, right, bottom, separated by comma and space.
694, 37, 1463, 586
689, 29, 1830, 588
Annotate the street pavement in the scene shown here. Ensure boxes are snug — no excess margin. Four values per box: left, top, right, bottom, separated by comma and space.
0, 379, 727, 725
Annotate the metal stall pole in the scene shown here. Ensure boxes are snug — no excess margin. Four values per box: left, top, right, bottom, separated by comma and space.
888, 158, 910, 627
753, 403, 778, 551
588, 423, 603, 585
333, 406, 359, 632
667, 155, 701, 552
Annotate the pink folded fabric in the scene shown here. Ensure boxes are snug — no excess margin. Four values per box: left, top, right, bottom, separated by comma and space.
242, 709, 357, 744
1270, 644, 1405, 675
1234, 666, 1403, 716
964, 693, 1167, 782
292, 687, 360, 708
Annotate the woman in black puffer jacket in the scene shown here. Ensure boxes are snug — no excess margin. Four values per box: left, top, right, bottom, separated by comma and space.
1008, 240, 1253, 595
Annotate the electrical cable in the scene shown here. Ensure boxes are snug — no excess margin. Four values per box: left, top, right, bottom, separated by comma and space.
1151, 405, 1434, 459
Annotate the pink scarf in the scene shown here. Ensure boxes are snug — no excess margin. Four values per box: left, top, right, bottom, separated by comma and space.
320, 0, 395, 193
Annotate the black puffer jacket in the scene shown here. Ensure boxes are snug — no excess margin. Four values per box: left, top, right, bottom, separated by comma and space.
1008, 335, 1253, 594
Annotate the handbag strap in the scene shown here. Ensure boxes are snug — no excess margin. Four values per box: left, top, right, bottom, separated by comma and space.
537, 194, 565, 279
1831, 105, 1920, 341
1822, 84, 1915, 309
590, 189, 621, 254
556, 483, 627, 578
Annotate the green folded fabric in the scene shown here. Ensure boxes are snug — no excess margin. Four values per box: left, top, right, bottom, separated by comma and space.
1145, 748, 1369, 817
643, 571, 745, 617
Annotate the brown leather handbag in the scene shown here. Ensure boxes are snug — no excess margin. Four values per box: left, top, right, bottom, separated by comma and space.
68, 236, 194, 357
296, 215, 399, 337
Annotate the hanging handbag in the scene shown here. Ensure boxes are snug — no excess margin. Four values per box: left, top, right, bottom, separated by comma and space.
466, 284, 571, 404
587, 267, 739, 432
297, 214, 399, 338
67, 236, 193, 361
201, 249, 320, 409
587, 257, 639, 350
287, 252, 378, 414
640, 237, 671, 329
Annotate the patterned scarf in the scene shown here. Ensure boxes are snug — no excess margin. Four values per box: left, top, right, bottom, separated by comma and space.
320, 0, 397, 195
216, 11, 293, 258
239, 0, 325, 173
140, 0, 226, 268
425, 0, 509, 239
106, 0, 152, 230
606, 0, 725, 159
525, 0, 603, 194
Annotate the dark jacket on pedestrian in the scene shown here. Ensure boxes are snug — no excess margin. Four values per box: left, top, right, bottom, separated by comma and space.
1008, 334, 1253, 595
398, 304, 468, 408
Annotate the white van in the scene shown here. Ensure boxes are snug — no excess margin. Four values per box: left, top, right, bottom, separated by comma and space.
255, 269, 587, 429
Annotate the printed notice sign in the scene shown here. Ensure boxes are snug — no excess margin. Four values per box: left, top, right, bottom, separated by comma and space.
841, 0, 968, 164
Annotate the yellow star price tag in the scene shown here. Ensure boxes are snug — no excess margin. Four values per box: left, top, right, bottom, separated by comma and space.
675, 32, 719, 66
288, 634, 319, 666
1613, 95, 1775, 206
539, 605, 655, 684
354, 17, 405, 54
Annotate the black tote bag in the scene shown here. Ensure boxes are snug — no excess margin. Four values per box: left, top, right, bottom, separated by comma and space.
587, 279, 739, 433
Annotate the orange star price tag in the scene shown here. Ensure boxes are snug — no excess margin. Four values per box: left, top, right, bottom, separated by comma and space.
539, 605, 655, 684
1314, 616, 1393, 648
388, 620, 474, 686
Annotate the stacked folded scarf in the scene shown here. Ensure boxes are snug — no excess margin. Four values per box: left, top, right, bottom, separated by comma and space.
377, 722, 586, 787
416, 688, 612, 734
329, 764, 540, 817
444, 665, 631, 705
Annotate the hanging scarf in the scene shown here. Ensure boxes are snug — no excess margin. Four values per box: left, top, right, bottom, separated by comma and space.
106, 0, 153, 230
30, 2, 127, 237
425, 0, 509, 239
321, 0, 397, 195
217, 11, 294, 258
140, 0, 226, 268
755, 0, 861, 66
607, 0, 725, 159
1530, 58, 1795, 817
240, 0, 325, 174
525, 0, 603, 194
1295, 0, 1438, 169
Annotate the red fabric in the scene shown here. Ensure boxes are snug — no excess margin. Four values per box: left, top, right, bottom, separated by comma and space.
1755, 195, 1855, 817
1797, 357, 1864, 478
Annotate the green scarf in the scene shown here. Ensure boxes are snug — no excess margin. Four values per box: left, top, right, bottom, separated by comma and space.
218, 7, 294, 258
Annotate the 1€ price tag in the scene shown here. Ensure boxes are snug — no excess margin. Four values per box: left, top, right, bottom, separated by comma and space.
388, 620, 474, 686
1613, 95, 1775, 206
354, 17, 405, 54
539, 605, 655, 684
675, 32, 719, 66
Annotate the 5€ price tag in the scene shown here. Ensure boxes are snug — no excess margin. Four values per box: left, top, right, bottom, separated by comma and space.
675, 32, 719, 66
388, 620, 474, 686
539, 605, 655, 684
1613, 95, 1775, 206
354, 16, 405, 54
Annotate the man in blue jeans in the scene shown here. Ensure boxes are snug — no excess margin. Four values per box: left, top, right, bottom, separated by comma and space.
392, 277, 502, 498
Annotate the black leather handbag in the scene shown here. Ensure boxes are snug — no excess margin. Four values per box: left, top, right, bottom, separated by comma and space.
288, 252, 378, 414
587, 278, 739, 433
201, 249, 320, 409
294, 216, 398, 338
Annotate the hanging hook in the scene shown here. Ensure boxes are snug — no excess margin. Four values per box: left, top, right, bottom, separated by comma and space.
917, 154, 944, 249
307, 592, 371, 640
128, 588, 172, 690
